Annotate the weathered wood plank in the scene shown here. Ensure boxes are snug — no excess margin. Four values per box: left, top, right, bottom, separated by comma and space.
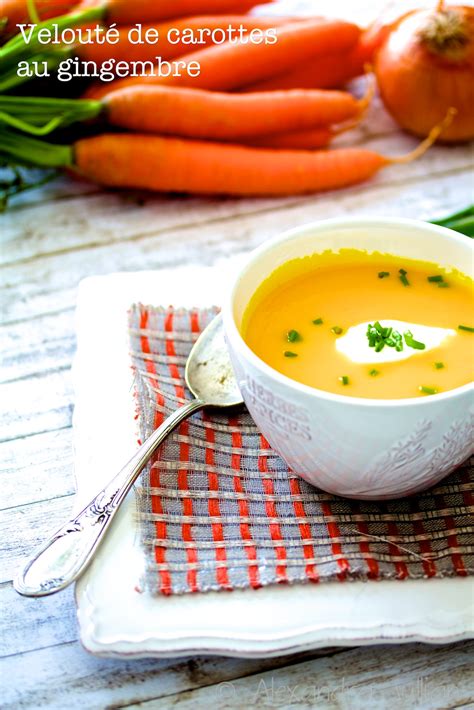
1, 190, 289, 267
1, 369, 73, 442
1, 166, 471, 326
0, 583, 79, 657
1, 308, 75, 383
135, 641, 474, 710
0, 643, 341, 710
0, 495, 75, 584
0, 428, 74, 510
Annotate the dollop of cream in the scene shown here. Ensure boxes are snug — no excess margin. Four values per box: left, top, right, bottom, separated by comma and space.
336, 320, 456, 364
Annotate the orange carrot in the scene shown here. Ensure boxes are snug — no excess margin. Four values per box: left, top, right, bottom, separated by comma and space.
84, 18, 361, 99
1, 112, 451, 197
1, 0, 78, 36
239, 22, 393, 92
103, 85, 363, 140
77, 0, 274, 25
73, 133, 387, 195
78, 16, 292, 65
245, 113, 368, 149
71, 112, 451, 195
242, 49, 365, 91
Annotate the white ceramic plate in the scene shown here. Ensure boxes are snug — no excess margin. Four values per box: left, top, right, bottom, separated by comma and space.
73, 267, 473, 658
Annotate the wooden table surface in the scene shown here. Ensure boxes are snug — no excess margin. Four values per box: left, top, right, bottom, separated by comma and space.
1, 1, 473, 707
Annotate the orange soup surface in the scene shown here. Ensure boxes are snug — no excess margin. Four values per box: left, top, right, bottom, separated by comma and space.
241, 250, 474, 399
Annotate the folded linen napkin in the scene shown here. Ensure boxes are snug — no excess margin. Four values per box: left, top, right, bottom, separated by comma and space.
129, 304, 474, 595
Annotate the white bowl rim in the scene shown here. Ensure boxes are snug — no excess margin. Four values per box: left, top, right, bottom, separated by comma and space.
223, 216, 474, 409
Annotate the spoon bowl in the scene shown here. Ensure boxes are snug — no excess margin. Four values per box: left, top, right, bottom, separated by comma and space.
186, 314, 243, 407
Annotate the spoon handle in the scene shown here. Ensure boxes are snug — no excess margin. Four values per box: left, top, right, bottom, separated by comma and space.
14, 399, 205, 597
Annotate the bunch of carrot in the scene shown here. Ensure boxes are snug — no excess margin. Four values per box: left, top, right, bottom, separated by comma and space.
0, 0, 448, 199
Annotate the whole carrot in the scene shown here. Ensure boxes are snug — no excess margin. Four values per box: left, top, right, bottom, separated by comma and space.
77, 0, 274, 24
84, 18, 361, 99
73, 135, 386, 195
0, 111, 453, 196
78, 16, 291, 65
72, 129, 448, 195
0, 94, 354, 149
102, 85, 363, 140
240, 23, 392, 92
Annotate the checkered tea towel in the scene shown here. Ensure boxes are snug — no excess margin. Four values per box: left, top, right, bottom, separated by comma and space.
129, 304, 474, 595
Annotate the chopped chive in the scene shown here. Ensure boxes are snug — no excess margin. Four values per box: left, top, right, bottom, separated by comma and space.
331, 326, 343, 335
404, 330, 426, 350
369, 369, 380, 377
378, 271, 390, 279
287, 329, 300, 343
419, 385, 438, 395
284, 350, 298, 358
393, 330, 402, 343
366, 322, 406, 352
427, 274, 444, 282
434, 362, 445, 369
312, 318, 323, 325
438, 282, 449, 288
458, 324, 474, 333
339, 375, 350, 385
399, 269, 410, 286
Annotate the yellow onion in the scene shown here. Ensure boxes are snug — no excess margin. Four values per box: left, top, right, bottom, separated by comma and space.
374, 3, 474, 142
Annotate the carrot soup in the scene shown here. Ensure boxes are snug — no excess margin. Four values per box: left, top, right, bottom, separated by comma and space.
241, 250, 474, 399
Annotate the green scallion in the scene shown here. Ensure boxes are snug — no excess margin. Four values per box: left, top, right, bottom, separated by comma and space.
419, 385, 438, 395
312, 318, 323, 325
399, 268, 410, 286
331, 326, 343, 335
458, 324, 474, 333
430, 204, 474, 237
287, 329, 300, 343
434, 362, 445, 369
369, 369, 380, 377
404, 330, 426, 350
378, 271, 390, 279
427, 275, 444, 282
339, 375, 350, 385
284, 351, 298, 358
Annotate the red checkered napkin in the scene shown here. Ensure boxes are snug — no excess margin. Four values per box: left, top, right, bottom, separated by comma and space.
128, 304, 474, 595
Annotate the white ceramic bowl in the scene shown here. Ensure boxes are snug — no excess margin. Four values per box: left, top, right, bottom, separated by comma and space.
223, 217, 474, 499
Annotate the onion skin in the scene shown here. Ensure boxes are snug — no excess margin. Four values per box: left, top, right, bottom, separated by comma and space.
374, 6, 474, 142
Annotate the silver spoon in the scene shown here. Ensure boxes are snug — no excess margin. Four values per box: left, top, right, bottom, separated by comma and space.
14, 314, 243, 597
